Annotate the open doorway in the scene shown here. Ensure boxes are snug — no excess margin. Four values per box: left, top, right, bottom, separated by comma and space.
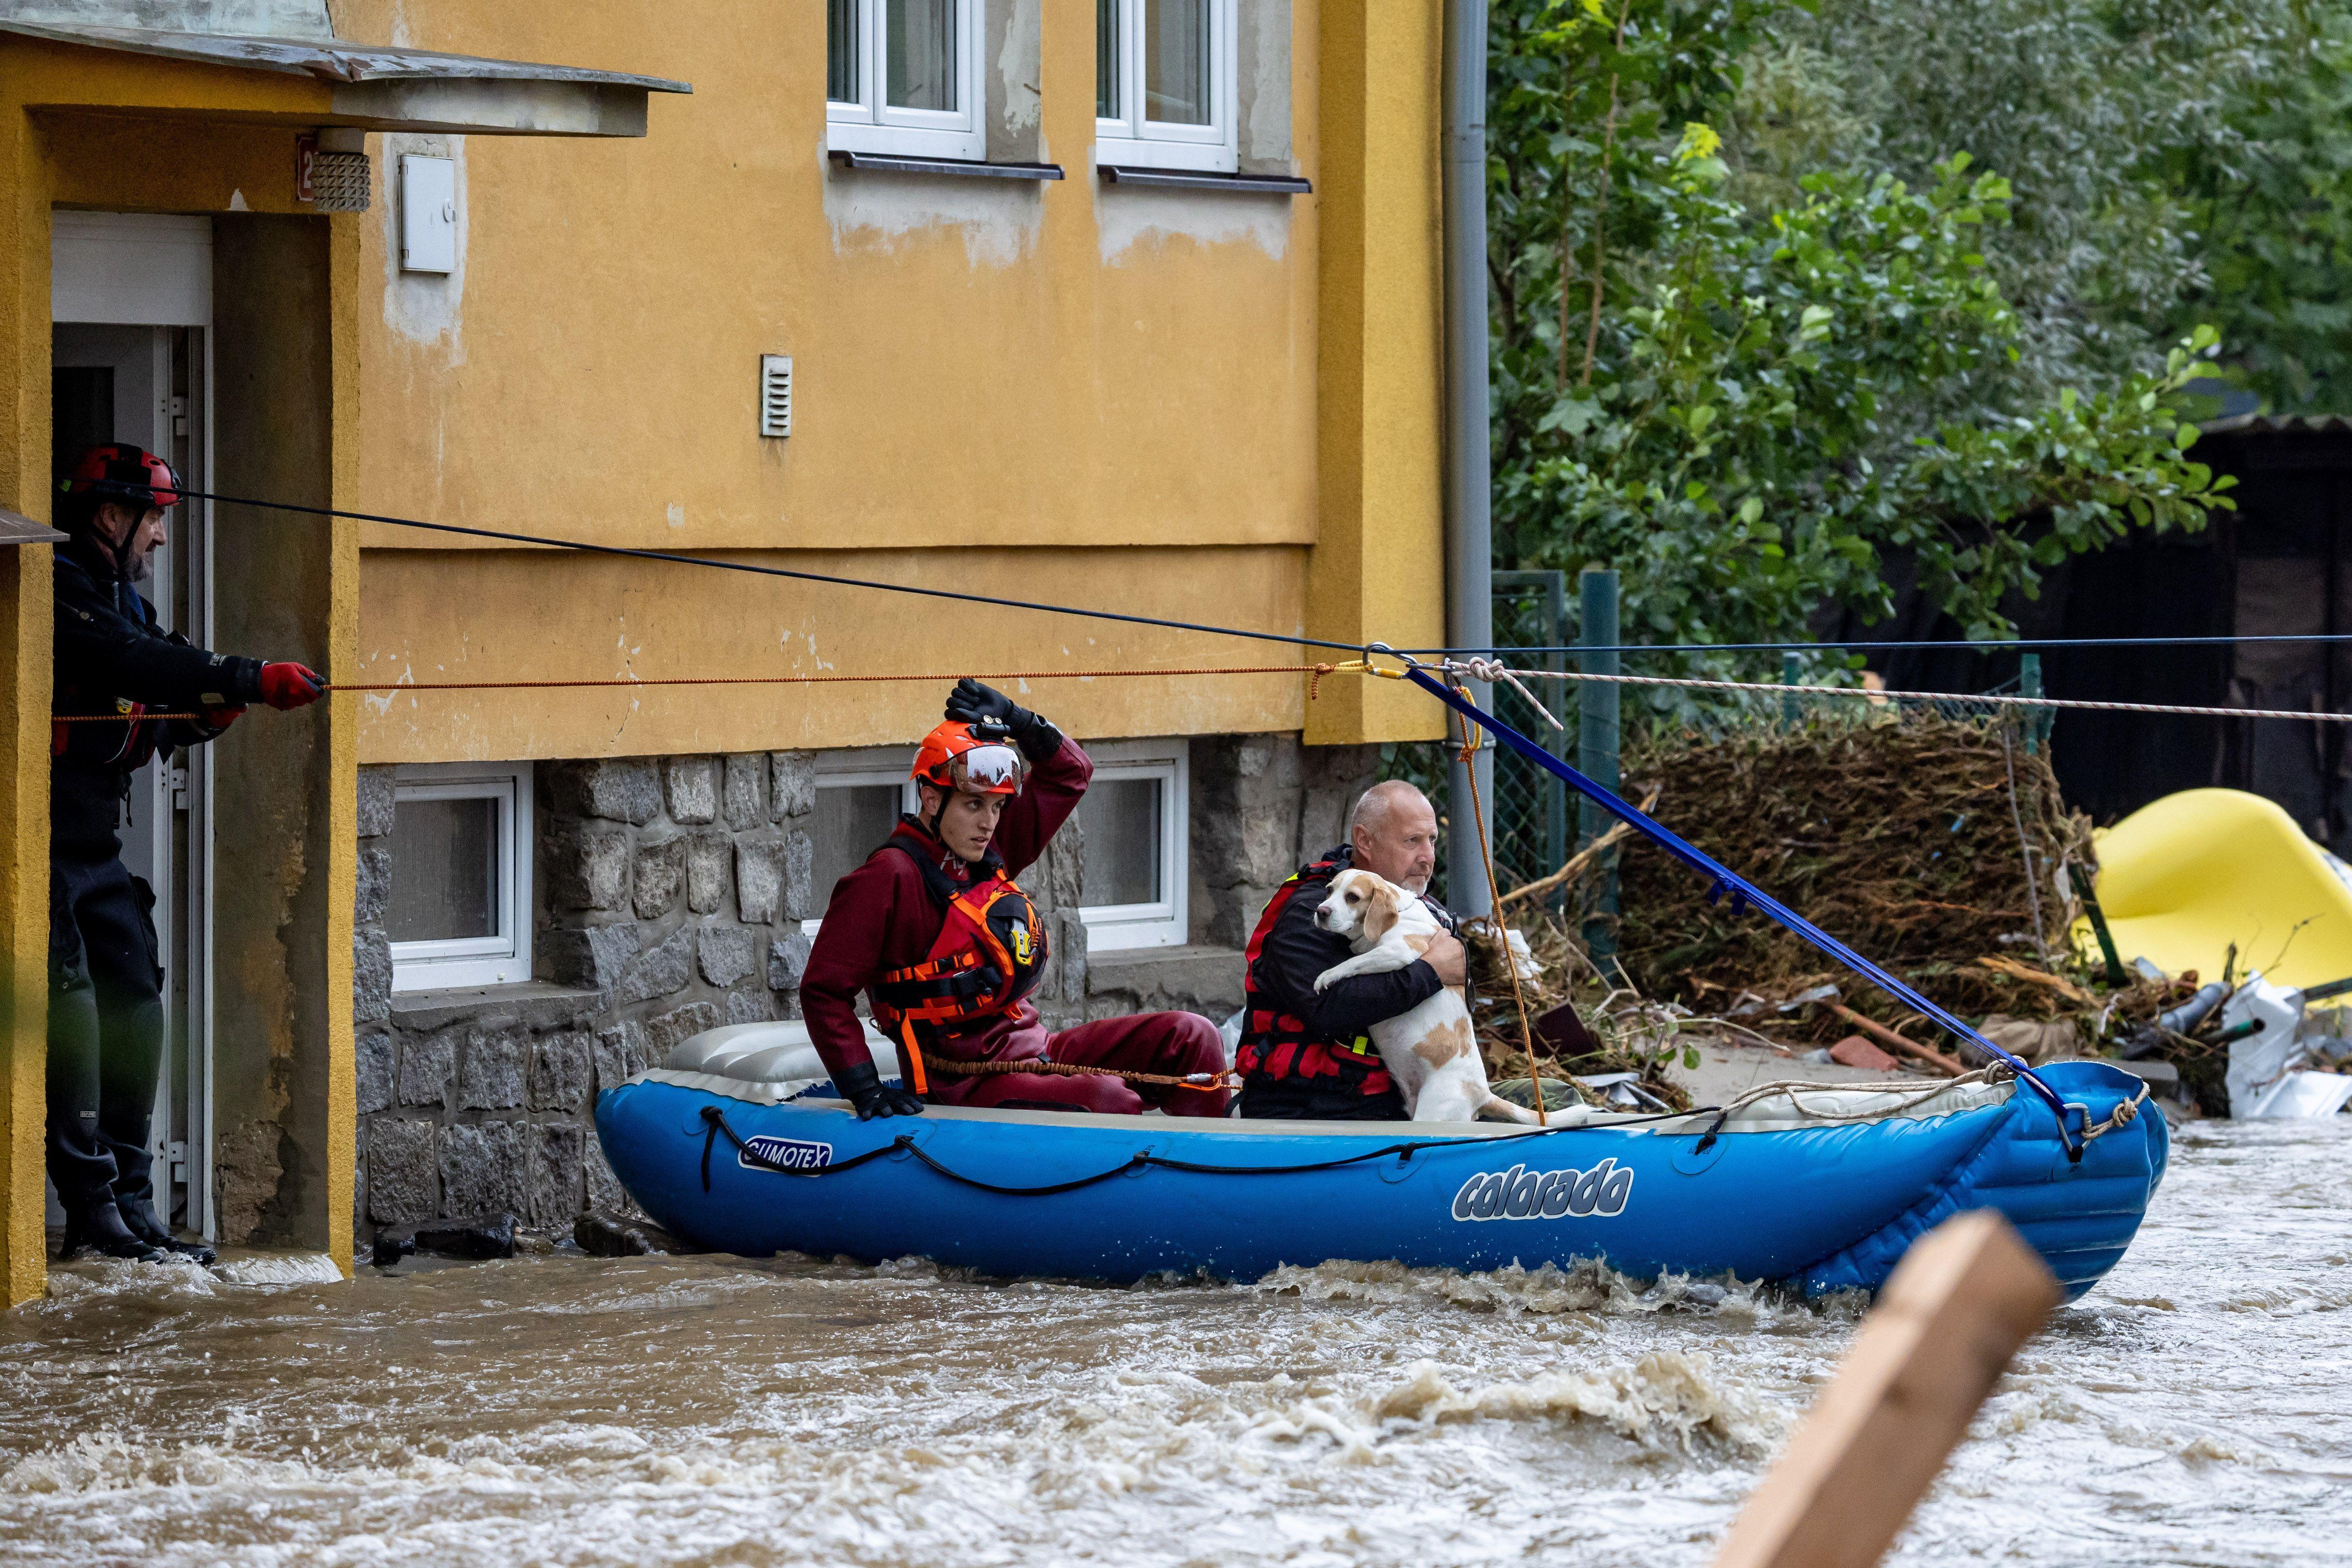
49, 212, 217, 1244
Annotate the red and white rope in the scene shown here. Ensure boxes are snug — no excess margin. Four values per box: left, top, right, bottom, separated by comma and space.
1463, 663, 2352, 726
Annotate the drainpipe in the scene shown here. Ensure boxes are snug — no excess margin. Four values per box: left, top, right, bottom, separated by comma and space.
1443, 0, 1495, 916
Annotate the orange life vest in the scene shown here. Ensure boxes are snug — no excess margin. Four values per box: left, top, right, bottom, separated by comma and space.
867, 840, 1049, 1095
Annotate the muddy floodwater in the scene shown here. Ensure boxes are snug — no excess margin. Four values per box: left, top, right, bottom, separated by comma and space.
3, 1118, 2347, 1567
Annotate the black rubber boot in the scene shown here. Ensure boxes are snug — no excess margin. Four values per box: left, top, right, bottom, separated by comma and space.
61, 1199, 165, 1263
116, 1191, 216, 1265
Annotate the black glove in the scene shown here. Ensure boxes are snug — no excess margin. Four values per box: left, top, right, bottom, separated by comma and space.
835, 1060, 924, 1121
945, 677, 1063, 763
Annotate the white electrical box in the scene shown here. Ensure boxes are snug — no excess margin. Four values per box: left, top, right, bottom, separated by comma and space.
400, 155, 457, 274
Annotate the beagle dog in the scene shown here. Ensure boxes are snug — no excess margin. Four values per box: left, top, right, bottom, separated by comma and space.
1310, 868, 1544, 1125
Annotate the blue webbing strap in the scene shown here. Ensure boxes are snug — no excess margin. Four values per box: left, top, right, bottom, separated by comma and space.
1401, 664, 2082, 1150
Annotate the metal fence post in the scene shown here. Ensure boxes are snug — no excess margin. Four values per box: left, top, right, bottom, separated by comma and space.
1579, 569, 1621, 963
1492, 569, 1572, 905
1441, 0, 1493, 919
2021, 652, 2047, 755
1542, 571, 1569, 908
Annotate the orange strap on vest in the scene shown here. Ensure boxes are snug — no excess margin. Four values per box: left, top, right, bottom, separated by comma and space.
898, 1020, 931, 1095
870, 870, 1048, 1087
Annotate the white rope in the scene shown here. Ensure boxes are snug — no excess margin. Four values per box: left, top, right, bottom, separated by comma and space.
1451, 656, 1568, 731
1443, 661, 2352, 726
2077, 1080, 2152, 1142
1712, 1069, 2003, 1123
1696, 1065, 2147, 1137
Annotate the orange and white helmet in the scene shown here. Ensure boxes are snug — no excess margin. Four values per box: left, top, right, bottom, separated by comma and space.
911, 720, 1026, 796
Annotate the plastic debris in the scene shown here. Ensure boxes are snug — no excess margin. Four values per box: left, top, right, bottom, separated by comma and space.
2217, 975, 2352, 1118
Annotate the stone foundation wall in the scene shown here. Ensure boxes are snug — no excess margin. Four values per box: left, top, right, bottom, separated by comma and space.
1190, 734, 1382, 947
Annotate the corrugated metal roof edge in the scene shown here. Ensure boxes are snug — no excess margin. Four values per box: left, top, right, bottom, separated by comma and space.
2201, 412, 2352, 436
0, 20, 690, 94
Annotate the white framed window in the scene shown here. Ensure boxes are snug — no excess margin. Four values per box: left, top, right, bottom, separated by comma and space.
827, 0, 986, 162
387, 762, 534, 992
1096, 0, 1237, 174
805, 752, 920, 937
1074, 739, 1189, 951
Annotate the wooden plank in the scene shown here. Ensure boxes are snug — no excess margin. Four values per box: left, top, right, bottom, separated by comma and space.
1976, 955, 2095, 1006
1711, 1211, 2063, 1568
1825, 1001, 1968, 1078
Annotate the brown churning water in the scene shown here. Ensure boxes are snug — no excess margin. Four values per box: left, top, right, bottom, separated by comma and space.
2, 1119, 2347, 1566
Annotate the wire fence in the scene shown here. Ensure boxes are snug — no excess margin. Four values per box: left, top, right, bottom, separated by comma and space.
1386, 583, 2049, 906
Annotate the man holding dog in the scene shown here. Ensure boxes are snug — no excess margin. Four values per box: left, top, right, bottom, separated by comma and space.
800, 679, 1230, 1120
1234, 780, 1469, 1120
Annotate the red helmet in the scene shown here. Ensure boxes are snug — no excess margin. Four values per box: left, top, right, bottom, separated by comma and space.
60, 445, 183, 515
912, 720, 1026, 796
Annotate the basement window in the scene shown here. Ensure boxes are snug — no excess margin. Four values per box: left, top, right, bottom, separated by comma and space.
827, 0, 986, 163
388, 762, 534, 992
1096, 0, 1237, 174
804, 754, 919, 936
1074, 739, 1189, 951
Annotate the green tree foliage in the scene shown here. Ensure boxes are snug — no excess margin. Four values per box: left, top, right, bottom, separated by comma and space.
1490, 0, 2237, 656
1770, 0, 2352, 410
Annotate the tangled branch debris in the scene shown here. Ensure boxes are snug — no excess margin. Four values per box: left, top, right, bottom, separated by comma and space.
1595, 716, 2096, 1038
1450, 714, 2132, 1100
1452, 712, 2348, 1115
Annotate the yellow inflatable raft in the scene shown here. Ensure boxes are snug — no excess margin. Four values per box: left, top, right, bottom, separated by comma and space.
2086, 789, 2352, 990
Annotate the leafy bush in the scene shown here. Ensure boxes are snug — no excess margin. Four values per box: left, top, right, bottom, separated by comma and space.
1489, 0, 2251, 654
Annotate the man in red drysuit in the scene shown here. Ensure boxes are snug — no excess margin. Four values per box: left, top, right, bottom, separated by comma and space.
800, 678, 1230, 1120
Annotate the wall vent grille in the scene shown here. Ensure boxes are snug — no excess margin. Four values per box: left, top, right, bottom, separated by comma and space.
310, 151, 371, 213
759, 355, 792, 438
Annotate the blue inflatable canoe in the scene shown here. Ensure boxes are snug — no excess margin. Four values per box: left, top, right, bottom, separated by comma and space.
597, 1028, 2165, 1299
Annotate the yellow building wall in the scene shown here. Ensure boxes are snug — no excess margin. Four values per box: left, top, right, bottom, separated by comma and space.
0, 38, 365, 1298
1308, 0, 1446, 746
335, 0, 1448, 762
0, 80, 52, 1307
357, 545, 1315, 759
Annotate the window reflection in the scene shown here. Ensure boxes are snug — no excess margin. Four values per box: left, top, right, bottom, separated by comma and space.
827, 0, 858, 101
887, 0, 958, 112
814, 783, 906, 904
1144, 0, 1208, 125
1078, 777, 1164, 907
388, 796, 498, 943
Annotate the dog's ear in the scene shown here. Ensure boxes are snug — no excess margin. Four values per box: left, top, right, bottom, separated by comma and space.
1361, 880, 1401, 943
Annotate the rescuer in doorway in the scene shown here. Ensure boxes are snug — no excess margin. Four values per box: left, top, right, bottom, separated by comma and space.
800, 679, 1230, 1119
1234, 780, 1471, 1119
49, 445, 325, 1264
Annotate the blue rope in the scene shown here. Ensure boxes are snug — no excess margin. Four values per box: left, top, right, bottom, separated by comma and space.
1400, 663, 2084, 1154
174, 487, 2352, 664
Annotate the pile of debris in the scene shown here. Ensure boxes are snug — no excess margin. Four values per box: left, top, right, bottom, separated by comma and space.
1454, 715, 2099, 1084
2091, 960, 2352, 1116
1443, 710, 2352, 1120
1585, 715, 2094, 1038
1458, 917, 1701, 1112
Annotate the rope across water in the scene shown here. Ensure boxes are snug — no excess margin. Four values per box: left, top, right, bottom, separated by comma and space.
60, 652, 2352, 728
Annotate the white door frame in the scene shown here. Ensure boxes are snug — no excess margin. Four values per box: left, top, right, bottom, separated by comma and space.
52, 212, 218, 1242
